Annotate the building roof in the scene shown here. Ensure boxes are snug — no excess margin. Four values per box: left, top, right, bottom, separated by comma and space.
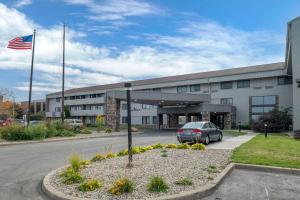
48, 62, 285, 96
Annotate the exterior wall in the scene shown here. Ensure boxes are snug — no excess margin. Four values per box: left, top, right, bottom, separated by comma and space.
290, 18, 300, 131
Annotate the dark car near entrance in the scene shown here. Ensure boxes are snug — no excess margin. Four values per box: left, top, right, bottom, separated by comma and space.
177, 121, 223, 144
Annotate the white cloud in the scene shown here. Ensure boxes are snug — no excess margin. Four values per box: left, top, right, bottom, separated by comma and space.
64, 0, 160, 21
15, 0, 32, 8
0, 3, 285, 101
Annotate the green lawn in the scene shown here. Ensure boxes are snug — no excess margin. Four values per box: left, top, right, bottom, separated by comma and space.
223, 129, 247, 137
231, 133, 300, 169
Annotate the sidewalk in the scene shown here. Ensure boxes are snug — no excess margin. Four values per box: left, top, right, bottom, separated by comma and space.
207, 131, 258, 150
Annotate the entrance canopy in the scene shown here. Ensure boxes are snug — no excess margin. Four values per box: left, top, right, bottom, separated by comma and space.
107, 90, 210, 106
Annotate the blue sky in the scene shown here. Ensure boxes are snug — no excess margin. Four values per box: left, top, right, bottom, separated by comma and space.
0, 0, 299, 102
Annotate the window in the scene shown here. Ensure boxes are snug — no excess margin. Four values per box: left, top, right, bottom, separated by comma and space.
190, 84, 200, 92
252, 96, 263, 105
177, 86, 188, 93
278, 76, 292, 85
152, 116, 157, 124
237, 80, 250, 88
142, 116, 150, 124
122, 104, 127, 110
152, 88, 161, 92
70, 96, 75, 100
220, 81, 233, 89
263, 96, 275, 105
75, 96, 81, 99
90, 94, 97, 98
55, 107, 61, 112
142, 104, 157, 109
250, 95, 277, 122
221, 98, 233, 105
96, 93, 103, 97
56, 97, 60, 102
122, 117, 128, 124
80, 95, 86, 99
95, 105, 103, 110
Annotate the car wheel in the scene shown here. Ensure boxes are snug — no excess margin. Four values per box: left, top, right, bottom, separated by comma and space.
205, 135, 210, 145
218, 133, 223, 141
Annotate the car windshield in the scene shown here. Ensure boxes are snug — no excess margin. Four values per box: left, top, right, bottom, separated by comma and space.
182, 122, 205, 129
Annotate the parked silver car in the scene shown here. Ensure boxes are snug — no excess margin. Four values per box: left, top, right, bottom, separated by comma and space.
177, 121, 223, 144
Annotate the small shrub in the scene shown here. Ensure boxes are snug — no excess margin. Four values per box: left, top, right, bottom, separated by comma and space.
144, 145, 153, 151
147, 176, 169, 193
80, 128, 92, 134
78, 179, 103, 192
117, 149, 128, 156
177, 143, 190, 149
161, 153, 168, 157
80, 160, 91, 168
24, 124, 48, 140
0, 123, 26, 141
132, 146, 141, 154
59, 130, 75, 137
60, 168, 84, 184
139, 146, 148, 153
175, 177, 193, 186
165, 144, 177, 149
106, 152, 117, 158
108, 178, 134, 195
191, 143, 206, 151
161, 149, 167, 153
206, 165, 220, 173
91, 153, 106, 162
152, 143, 163, 149
69, 153, 81, 172
105, 128, 112, 133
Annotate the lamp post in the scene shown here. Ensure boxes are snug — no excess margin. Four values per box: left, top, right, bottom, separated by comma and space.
264, 123, 268, 139
125, 82, 133, 166
238, 121, 241, 132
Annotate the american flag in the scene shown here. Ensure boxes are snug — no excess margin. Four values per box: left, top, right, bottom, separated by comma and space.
7, 35, 33, 50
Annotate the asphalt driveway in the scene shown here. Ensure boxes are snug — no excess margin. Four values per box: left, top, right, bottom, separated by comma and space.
0, 132, 177, 200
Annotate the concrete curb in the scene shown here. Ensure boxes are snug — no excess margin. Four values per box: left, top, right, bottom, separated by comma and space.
42, 163, 236, 200
234, 163, 300, 175
0, 132, 142, 148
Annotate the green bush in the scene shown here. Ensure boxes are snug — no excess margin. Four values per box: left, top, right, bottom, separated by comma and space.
175, 177, 193, 186
80, 128, 92, 134
108, 178, 134, 195
147, 176, 169, 193
91, 153, 106, 162
165, 144, 177, 149
78, 179, 103, 192
0, 123, 26, 141
79, 160, 91, 168
191, 143, 206, 151
132, 146, 141, 154
105, 128, 112, 133
24, 124, 48, 140
106, 152, 117, 158
161, 153, 168, 157
177, 143, 190, 149
60, 168, 84, 184
69, 153, 81, 172
117, 149, 128, 156
152, 143, 163, 149
144, 145, 153, 151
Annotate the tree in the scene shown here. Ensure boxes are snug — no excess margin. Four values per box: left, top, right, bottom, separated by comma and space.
252, 107, 292, 132
64, 106, 71, 118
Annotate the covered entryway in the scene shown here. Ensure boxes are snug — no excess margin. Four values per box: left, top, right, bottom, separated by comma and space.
105, 90, 235, 131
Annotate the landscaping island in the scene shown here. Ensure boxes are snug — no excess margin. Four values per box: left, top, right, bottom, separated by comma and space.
45, 144, 231, 200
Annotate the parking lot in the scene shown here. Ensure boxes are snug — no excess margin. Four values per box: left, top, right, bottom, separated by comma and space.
201, 168, 300, 200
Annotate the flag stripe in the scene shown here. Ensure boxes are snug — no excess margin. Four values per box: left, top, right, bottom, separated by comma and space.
7, 35, 33, 50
